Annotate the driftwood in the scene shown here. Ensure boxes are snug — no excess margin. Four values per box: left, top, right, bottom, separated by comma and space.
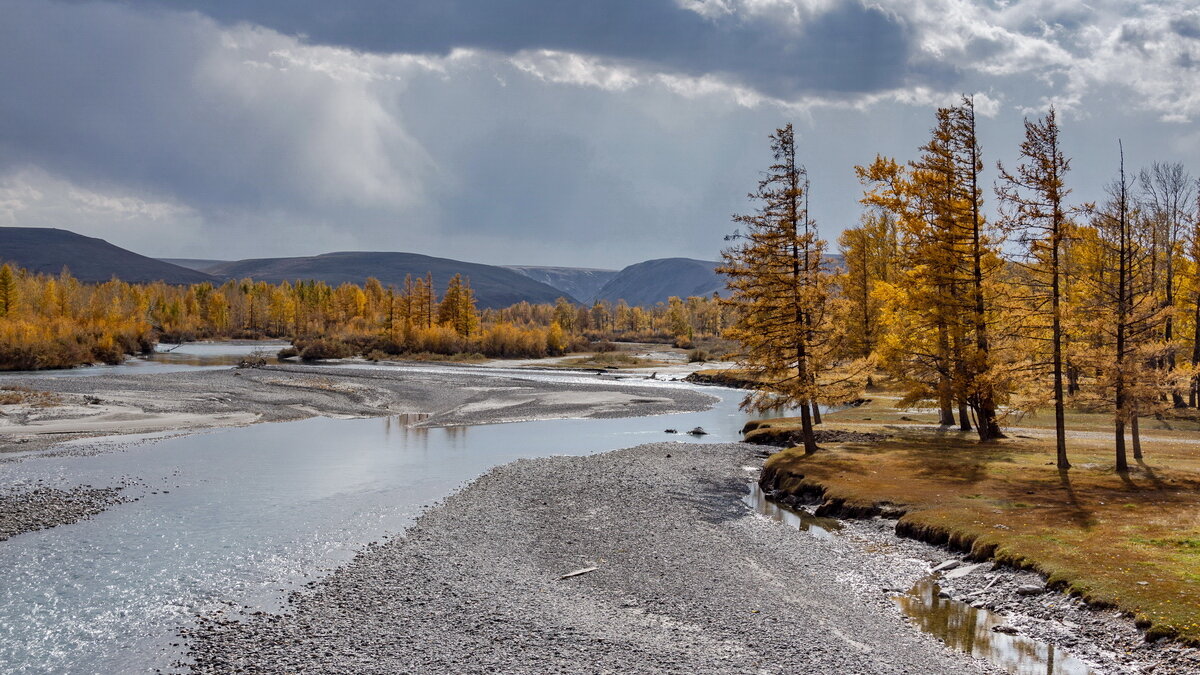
559, 566, 598, 580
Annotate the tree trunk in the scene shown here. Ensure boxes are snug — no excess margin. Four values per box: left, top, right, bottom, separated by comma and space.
958, 401, 972, 432
937, 322, 955, 426
1192, 299, 1200, 407
1131, 411, 1143, 460
1051, 223, 1069, 468
810, 399, 822, 425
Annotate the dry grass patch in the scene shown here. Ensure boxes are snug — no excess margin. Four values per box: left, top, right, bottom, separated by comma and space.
0, 386, 62, 407
758, 396, 1200, 645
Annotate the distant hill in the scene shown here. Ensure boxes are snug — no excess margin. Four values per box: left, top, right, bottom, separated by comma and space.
206, 252, 574, 309
505, 266, 618, 304
159, 258, 231, 274
594, 258, 726, 306
0, 227, 217, 284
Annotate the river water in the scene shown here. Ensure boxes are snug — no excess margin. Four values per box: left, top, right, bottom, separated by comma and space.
0, 360, 753, 674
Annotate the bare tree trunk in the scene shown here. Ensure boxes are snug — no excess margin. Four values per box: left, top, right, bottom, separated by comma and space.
1051, 208, 1069, 467
1115, 142, 1130, 474
810, 399, 822, 425
1193, 299, 1200, 407
937, 322, 955, 426
958, 401, 972, 432
1131, 411, 1143, 460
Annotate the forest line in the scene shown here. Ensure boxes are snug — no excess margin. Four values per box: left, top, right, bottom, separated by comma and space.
722, 96, 1200, 471
0, 264, 732, 369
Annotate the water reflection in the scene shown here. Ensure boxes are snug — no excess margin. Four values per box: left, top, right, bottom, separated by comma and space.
743, 483, 842, 541
896, 578, 1097, 675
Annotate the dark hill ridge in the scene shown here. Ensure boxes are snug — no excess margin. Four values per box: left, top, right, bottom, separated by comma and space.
504, 266, 618, 305
594, 258, 725, 306
159, 258, 231, 274
207, 252, 574, 309
0, 227, 216, 284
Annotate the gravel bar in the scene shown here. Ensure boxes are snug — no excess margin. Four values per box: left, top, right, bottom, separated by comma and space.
0, 484, 132, 541
185, 442, 996, 674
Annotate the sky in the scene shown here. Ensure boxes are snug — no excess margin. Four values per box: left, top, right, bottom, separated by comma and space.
1, 1, 1199, 269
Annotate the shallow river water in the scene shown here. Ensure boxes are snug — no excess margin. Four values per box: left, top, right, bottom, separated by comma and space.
0, 364, 752, 673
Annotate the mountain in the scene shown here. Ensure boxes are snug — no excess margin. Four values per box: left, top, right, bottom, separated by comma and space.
505, 266, 618, 304
159, 258, 231, 274
0, 227, 217, 284
206, 252, 574, 309
594, 258, 726, 306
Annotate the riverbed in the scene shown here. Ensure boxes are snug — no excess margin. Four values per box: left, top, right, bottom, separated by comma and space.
0, 347, 1170, 674
0, 358, 748, 673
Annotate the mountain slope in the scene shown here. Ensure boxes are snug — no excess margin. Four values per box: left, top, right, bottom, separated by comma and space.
207, 252, 574, 309
504, 266, 618, 304
159, 258, 231, 274
594, 258, 726, 306
0, 227, 216, 284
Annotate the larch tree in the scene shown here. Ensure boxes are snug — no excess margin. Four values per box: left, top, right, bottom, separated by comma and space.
995, 107, 1073, 468
0, 264, 16, 317
720, 124, 852, 454
1138, 162, 1194, 407
1083, 142, 1166, 472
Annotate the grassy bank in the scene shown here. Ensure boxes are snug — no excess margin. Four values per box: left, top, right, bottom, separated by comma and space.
755, 396, 1200, 644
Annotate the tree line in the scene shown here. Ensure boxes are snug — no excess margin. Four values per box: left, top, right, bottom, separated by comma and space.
0, 264, 734, 370
724, 99, 1200, 472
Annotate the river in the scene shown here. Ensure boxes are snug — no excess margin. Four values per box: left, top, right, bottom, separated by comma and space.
0, 345, 1101, 675
0, 355, 755, 674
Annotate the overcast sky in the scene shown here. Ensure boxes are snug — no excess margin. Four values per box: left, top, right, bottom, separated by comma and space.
1, 1, 1198, 268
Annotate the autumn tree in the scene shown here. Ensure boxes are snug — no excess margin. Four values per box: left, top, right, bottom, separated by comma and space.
1082, 142, 1168, 471
1138, 162, 1194, 406
720, 124, 850, 454
995, 107, 1073, 468
0, 264, 16, 317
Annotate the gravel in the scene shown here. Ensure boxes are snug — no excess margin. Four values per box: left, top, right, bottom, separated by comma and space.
184, 442, 997, 674
1, 363, 713, 455
0, 483, 134, 541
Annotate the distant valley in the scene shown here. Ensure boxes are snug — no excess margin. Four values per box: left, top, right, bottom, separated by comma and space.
0, 226, 729, 308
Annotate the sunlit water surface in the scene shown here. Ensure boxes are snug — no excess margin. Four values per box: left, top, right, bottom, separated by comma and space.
0, 363, 754, 674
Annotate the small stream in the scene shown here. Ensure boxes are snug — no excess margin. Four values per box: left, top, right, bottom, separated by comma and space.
748, 486, 1099, 675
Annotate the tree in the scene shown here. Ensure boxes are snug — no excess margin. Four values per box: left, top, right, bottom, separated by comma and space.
720, 124, 846, 454
0, 264, 16, 317
1138, 162, 1194, 406
996, 107, 1073, 468
1083, 142, 1167, 472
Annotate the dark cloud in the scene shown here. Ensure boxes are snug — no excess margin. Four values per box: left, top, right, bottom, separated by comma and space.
88, 0, 919, 97
1171, 15, 1200, 40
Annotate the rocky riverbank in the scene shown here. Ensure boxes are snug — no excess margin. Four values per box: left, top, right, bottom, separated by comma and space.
185, 442, 1003, 674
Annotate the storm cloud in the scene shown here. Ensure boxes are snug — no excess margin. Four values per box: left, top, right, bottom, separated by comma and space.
1, 1, 1199, 266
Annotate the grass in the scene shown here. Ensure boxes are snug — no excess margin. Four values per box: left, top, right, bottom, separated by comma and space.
756, 394, 1200, 644
0, 386, 62, 407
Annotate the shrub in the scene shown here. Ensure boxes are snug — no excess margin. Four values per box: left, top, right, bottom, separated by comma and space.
688, 349, 710, 363
277, 346, 299, 359
297, 338, 353, 361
